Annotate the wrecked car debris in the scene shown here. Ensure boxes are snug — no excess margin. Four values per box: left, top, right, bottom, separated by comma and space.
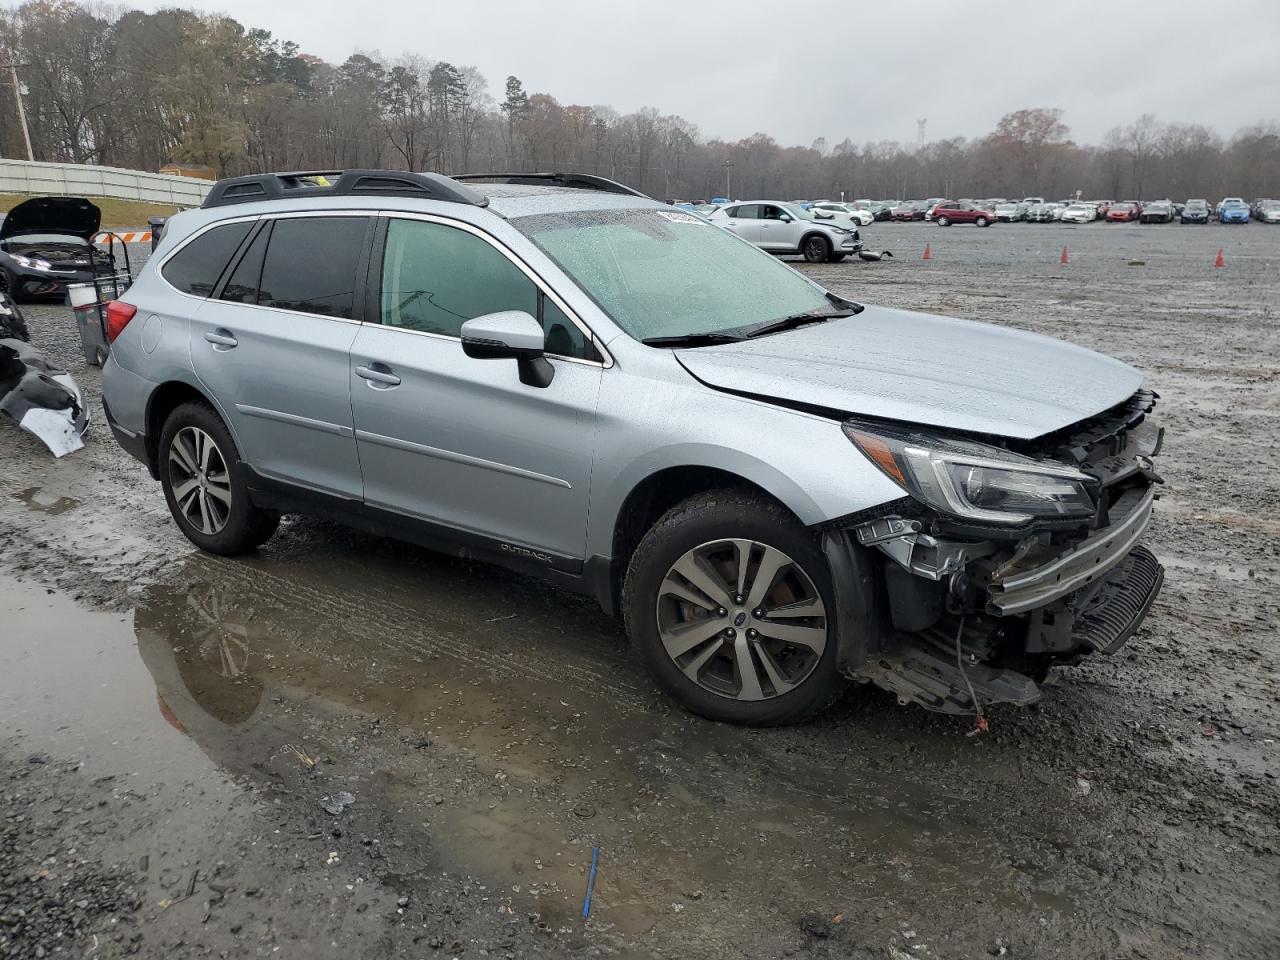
1, 336, 88, 457
859, 249, 895, 261
319, 791, 356, 815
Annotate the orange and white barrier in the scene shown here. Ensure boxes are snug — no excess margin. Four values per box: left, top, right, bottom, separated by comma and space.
93, 231, 152, 244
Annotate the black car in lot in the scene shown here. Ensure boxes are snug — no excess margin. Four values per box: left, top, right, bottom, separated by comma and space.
1179, 199, 1211, 224
0, 197, 117, 302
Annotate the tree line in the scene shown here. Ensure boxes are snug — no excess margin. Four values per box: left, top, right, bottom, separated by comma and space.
2, 1, 1278, 203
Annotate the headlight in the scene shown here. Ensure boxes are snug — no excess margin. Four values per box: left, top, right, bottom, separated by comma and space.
844, 420, 1097, 524
12, 254, 52, 272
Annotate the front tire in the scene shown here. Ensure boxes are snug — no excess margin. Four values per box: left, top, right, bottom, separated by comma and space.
159, 401, 279, 555
976, 216, 990, 227
622, 490, 846, 725
802, 235, 831, 263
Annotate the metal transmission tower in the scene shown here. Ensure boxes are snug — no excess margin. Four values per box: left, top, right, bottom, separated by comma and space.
917, 118, 927, 151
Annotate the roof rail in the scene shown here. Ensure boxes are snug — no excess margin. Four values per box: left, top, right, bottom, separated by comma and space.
452, 172, 650, 199
201, 169, 489, 209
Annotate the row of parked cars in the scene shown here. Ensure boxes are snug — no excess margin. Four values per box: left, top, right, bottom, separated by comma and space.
844, 196, 1280, 226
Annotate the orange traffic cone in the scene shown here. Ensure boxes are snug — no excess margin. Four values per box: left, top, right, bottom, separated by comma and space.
1214, 248, 1225, 268
922, 242, 932, 261
1060, 245, 1069, 264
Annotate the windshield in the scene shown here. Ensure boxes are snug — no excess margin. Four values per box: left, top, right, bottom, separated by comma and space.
780, 203, 815, 221
514, 207, 832, 342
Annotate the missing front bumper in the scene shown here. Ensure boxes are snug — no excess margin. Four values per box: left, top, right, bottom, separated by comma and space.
853, 542, 1164, 714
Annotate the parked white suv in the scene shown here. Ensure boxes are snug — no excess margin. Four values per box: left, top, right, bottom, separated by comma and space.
708, 202, 861, 263
810, 201, 875, 227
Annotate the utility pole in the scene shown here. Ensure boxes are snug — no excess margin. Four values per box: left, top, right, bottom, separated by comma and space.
2, 63, 33, 161
723, 158, 733, 200
917, 118, 927, 151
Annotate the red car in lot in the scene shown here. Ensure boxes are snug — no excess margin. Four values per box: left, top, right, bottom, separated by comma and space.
1106, 202, 1141, 222
929, 201, 994, 226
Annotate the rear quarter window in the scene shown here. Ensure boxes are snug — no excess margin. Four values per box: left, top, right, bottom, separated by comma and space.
161, 221, 254, 297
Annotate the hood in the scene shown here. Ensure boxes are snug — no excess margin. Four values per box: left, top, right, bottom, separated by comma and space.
674, 305, 1143, 440
0, 197, 101, 241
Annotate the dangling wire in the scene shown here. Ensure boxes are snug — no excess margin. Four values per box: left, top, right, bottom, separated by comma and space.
954, 614, 989, 735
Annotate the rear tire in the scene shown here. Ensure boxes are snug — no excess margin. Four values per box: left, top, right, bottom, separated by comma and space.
936, 216, 950, 226
159, 401, 279, 556
802, 235, 831, 263
622, 490, 847, 725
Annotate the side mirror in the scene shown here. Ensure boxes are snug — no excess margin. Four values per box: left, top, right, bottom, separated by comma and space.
778, 213, 793, 222
460, 310, 554, 388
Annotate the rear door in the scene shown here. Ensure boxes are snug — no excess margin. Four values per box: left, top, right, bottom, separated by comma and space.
187, 214, 371, 499
720, 204, 762, 244
347, 214, 602, 564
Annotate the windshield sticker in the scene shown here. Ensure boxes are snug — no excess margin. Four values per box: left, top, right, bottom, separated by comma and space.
657, 211, 704, 224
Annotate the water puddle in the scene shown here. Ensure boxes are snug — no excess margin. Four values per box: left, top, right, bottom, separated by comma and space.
13, 485, 82, 515
1, 554, 1081, 949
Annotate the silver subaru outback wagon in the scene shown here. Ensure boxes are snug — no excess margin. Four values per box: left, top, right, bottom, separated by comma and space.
101, 169, 1165, 726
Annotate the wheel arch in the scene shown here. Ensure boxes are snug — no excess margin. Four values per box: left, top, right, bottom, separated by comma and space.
593, 456, 820, 618
799, 230, 832, 254
144, 378, 221, 478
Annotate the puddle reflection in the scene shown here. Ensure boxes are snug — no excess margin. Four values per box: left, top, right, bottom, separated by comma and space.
124, 556, 1078, 936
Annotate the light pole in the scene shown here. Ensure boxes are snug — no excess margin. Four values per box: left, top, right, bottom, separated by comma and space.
723, 159, 733, 200
2, 63, 32, 161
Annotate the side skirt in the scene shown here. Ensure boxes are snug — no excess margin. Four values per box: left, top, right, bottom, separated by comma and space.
242, 466, 614, 606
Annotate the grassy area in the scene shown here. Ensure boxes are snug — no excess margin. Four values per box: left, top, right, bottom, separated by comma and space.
0, 194, 180, 229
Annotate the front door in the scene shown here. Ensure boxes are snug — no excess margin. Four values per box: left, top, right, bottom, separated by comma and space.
348, 215, 602, 564
189, 214, 371, 499
757, 204, 800, 251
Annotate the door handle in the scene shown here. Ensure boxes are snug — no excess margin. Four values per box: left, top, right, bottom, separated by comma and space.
355, 363, 401, 387
204, 329, 237, 349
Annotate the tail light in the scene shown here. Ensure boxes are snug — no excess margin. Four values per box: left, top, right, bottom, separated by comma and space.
105, 300, 138, 342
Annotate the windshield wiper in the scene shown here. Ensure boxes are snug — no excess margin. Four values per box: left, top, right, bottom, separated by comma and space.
740, 309, 857, 340
641, 332, 746, 348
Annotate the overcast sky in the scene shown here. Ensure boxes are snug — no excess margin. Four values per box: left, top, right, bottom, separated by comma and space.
172, 0, 1278, 147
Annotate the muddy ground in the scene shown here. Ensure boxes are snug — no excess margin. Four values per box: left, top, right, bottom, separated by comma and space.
1, 222, 1277, 960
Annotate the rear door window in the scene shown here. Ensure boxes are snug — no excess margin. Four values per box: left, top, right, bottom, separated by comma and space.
727, 205, 760, 219
162, 221, 253, 297
256, 216, 370, 318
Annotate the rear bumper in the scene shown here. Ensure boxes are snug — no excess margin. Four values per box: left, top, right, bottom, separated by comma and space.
101, 393, 152, 475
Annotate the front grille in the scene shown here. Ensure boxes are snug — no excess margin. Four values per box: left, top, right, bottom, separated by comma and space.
1043, 389, 1158, 462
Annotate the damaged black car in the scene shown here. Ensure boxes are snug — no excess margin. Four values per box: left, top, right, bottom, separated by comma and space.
0, 197, 117, 302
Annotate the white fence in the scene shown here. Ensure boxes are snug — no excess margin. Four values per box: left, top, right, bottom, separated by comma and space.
0, 159, 212, 206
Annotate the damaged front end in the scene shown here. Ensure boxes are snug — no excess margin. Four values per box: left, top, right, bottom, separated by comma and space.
1, 297, 89, 456
825, 390, 1165, 714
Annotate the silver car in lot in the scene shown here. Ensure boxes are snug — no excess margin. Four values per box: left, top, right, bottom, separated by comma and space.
707, 201, 860, 262
101, 168, 1165, 725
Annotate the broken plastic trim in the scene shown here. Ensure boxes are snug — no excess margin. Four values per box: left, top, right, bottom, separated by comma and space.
0, 338, 89, 456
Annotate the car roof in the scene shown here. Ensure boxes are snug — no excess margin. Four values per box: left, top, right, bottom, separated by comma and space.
159, 182, 666, 246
